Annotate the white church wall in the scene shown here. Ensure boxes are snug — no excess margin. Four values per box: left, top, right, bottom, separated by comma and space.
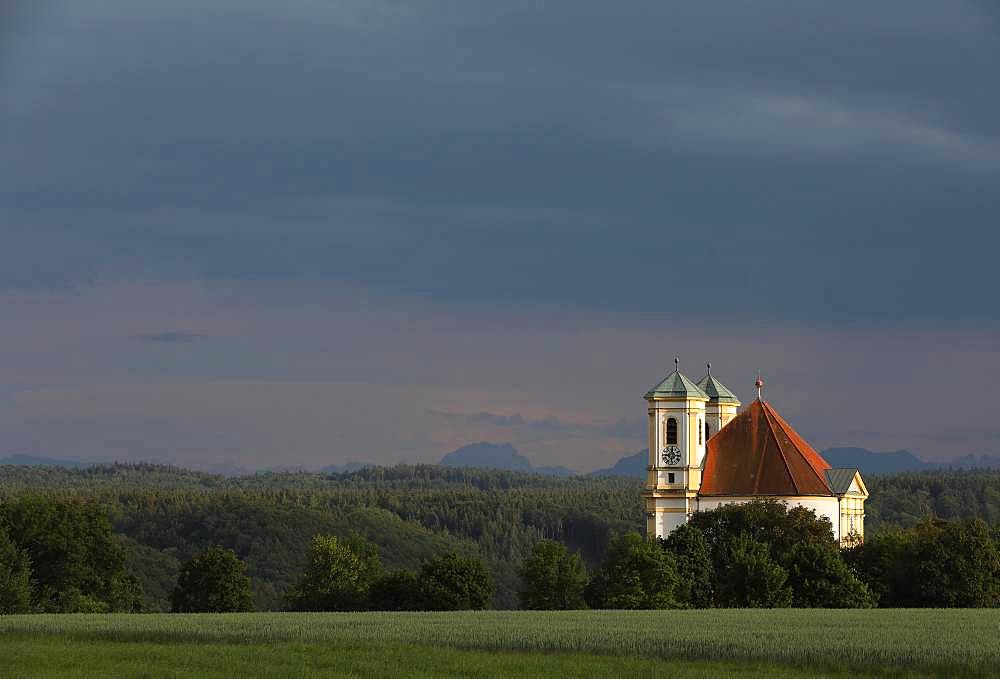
655, 509, 690, 537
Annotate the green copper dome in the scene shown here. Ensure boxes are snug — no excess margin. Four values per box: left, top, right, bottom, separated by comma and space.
696, 368, 741, 405
644, 369, 709, 400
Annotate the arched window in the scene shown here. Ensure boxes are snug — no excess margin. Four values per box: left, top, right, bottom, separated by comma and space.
705, 422, 711, 441
666, 418, 678, 445
698, 419, 703, 445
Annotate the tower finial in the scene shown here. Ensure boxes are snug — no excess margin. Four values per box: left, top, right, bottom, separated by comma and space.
706, 362, 711, 376
754, 371, 764, 400
674, 356, 679, 372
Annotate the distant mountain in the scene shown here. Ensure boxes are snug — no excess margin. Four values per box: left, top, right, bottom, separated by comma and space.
584, 445, 1000, 479
818, 448, 1000, 473
0, 454, 99, 469
820, 447, 935, 474
590, 450, 647, 478
948, 454, 1000, 469
440, 442, 533, 472
438, 442, 576, 476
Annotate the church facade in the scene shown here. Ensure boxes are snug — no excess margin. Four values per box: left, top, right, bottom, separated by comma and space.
643, 363, 867, 546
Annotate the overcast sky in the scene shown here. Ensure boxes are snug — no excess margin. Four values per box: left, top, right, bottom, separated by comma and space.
1, 1, 998, 471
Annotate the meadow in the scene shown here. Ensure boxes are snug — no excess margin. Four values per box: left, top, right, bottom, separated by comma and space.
1, 609, 997, 678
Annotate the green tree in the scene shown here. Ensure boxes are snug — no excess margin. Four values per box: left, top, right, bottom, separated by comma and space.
718, 533, 791, 608
585, 532, 680, 609
843, 529, 914, 606
519, 540, 588, 610
783, 542, 873, 608
848, 519, 1000, 607
369, 569, 423, 611
0, 496, 141, 612
419, 552, 495, 610
662, 524, 713, 608
688, 499, 865, 607
0, 461, 647, 610
689, 499, 836, 565
0, 527, 31, 614
171, 546, 253, 613
286, 534, 383, 611
912, 519, 1000, 607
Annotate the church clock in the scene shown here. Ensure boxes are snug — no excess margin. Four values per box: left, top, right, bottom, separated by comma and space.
661, 446, 682, 466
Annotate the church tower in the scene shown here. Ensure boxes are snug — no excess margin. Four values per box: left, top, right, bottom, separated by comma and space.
642, 358, 709, 539
696, 363, 741, 443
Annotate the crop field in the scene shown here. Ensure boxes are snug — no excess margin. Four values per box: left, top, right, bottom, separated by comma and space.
1, 609, 998, 678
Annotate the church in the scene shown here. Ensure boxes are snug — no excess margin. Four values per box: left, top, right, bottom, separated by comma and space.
643, 361, 867, 546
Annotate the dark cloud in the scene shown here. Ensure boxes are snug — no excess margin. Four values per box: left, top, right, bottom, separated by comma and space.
1, 0, 998, 323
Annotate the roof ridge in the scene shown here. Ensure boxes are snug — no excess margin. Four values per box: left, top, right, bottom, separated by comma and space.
759, 402, 798, 494
700, 400, 835, 498
762, 401, 831, 493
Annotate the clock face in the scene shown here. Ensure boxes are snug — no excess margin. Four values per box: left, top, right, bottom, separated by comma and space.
661, 446, 682, 466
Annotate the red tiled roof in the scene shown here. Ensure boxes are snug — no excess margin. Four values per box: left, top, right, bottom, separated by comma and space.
700, 400, 833, 496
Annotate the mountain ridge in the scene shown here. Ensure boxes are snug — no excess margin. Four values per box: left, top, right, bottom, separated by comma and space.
4, 445, 998, 478
0, 454, 101, 469
437, 442, 575, 477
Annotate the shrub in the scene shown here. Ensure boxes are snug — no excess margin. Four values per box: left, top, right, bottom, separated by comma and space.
717, 533, 791, 608
585, 532, 680, 609
0, 528, 31, 614
847, 518, 1000, 607
0, 496, 141, 612
519, 540, 588, 610
662, 524, 713, 608
171, 546, 253, 613
783, 542, 873, 608
286, 534, 383, 611
419, 552, 494, 610
369, 569, 422, 611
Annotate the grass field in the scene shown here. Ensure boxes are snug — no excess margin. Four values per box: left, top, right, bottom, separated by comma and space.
1, 609, 997, 678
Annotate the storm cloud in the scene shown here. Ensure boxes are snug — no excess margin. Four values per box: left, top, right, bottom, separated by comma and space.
0, 1, 997, 469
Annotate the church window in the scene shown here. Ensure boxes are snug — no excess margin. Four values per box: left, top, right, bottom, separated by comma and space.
668, 472, 675, 483
666, 418, 677, 445
698, 420, 703, 445
705, 422, 711, 440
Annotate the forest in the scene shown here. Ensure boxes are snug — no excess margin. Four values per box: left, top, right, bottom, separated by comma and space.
0, 464, 998, 611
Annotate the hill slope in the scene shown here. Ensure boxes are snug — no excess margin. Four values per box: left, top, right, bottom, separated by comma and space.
3, 462, 998, 611
0, 462, 642, 610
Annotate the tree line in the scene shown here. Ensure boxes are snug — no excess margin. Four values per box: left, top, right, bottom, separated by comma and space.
4, 495, 997, 614
1, 464, 643, 609
1, 464, 999, 612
